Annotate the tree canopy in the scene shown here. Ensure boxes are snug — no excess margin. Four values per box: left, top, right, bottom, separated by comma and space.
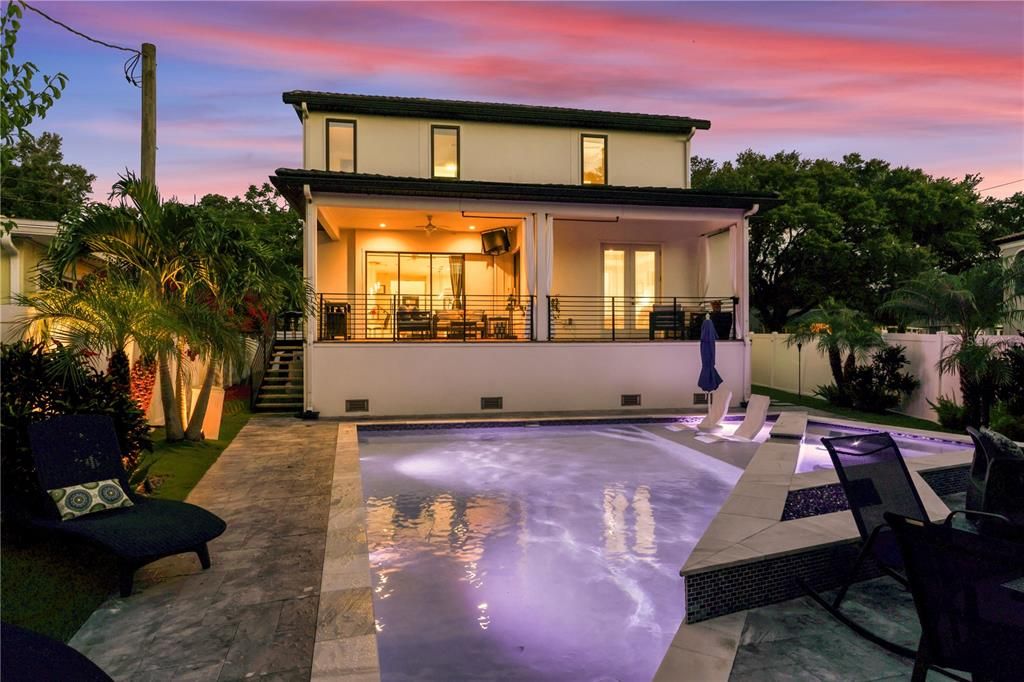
1, 131, 95, 221
692, 150, 1016, 331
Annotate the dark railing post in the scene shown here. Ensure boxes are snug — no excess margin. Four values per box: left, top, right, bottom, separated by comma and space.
673, 297, 679, 339
318, 293, 323, 342
606, 296, 614, 342
392, 294, 398, 342
732, 296, 740, 340
462, 299, 468, 342
547, 296, 552, 341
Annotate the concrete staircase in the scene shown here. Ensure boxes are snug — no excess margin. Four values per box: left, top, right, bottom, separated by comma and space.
253, 339, 303, 412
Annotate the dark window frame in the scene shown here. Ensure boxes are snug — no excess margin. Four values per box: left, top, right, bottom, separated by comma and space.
581, 133, 608, 185
326, 118, 357, 173
431, 125, 461, 180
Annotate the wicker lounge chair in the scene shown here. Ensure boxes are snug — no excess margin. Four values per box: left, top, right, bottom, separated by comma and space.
800, 431, 928, 657
1, 621, 113, 681
26, 415, 227, 597
886, 511, 1024, 681
965, 427, 1024, 526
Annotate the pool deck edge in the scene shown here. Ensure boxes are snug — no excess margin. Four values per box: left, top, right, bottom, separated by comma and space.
311, 424, 382, 682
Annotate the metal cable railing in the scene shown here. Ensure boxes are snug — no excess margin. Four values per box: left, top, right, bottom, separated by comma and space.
547, 295, 738, 341
317, 293, 535, 342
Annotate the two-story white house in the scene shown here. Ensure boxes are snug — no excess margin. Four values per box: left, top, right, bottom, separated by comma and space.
269, 92, 777, 417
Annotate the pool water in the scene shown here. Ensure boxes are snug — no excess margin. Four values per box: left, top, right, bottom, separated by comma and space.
359, 424, 749, 681
796, 422, 970, 473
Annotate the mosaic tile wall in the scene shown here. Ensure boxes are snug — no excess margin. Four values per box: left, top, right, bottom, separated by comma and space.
919, 465, 971, 497
684, 541, 882, 624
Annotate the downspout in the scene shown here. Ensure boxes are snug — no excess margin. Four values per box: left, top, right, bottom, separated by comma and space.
303, 184, 316, 413
741, 204, 759, 402
681, 129, 696, 189
0, 234, 21, 301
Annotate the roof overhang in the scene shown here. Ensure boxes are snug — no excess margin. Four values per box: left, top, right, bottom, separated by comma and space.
270, 169, 779, 216
283, 91, 711, 134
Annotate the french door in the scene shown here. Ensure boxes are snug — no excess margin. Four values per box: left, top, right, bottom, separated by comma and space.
602, 244, 660, 332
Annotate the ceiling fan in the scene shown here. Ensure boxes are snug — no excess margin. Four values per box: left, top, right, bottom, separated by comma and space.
415, 214, 453, 235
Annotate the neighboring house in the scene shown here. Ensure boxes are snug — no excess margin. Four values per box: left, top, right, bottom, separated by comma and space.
270, 92, 777, 417
995, 230, 1024, 335
0, 218, 60, 343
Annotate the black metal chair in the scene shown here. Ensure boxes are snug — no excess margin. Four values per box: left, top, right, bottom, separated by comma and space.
800, 431, 928, 657
26, 415, 227, 597
966, 427, 1024, 526
886, 511, 1024, 682
1, 622, 113, 681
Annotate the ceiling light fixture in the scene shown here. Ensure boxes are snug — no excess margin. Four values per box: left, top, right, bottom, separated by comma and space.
379, 223, 387, 228
469, 225, 476, 230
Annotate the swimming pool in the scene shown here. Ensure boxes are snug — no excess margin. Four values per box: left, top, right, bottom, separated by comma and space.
359, 424, 752, 681
796, 420, 970, 473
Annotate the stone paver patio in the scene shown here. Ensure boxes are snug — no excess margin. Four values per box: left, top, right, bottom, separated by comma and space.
69, 417, 347, 681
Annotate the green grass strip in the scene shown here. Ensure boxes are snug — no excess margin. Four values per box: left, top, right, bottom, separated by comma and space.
754, 384, 957, 433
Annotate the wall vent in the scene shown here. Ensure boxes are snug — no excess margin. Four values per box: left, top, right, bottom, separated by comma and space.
345, 399, 369, 413
620, 394, 642, 407
693, 393, 709, 405
481, 397, 503, 410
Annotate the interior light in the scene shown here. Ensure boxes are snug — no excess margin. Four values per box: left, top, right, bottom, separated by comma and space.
379, 223, 387, 228
469, 225, 476, 230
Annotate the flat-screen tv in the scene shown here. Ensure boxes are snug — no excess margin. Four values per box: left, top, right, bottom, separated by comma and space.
481, 228, 511, 255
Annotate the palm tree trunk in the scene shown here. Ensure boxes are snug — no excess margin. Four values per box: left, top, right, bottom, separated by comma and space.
158, 350, 185, 441
827, 347, 845, 389
106, 348, 131, 397
843, 351, 857, 386
185, 356, 218, 441
175, 339, 189, 429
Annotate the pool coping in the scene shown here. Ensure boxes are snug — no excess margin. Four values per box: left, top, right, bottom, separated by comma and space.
311, 424, 382, 681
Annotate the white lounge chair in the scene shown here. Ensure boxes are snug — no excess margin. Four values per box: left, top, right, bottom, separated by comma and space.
732, 394, 771, 441
697, 388, 732, 431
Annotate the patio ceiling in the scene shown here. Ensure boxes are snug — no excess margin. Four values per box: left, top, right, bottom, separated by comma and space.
318, 206, 518, 239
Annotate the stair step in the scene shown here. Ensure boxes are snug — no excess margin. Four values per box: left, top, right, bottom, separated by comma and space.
261, 376, 299, 383
259, 387, 303, 395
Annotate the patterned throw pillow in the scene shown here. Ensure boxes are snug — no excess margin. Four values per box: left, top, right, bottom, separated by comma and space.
48, 479, 134, 520
980, 428, 1024, 460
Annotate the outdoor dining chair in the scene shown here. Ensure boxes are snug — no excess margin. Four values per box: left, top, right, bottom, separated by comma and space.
26, 414, 227, 597
886, 510, 1024, 682
965, 426, 1024, 527
800, 431, 928, 657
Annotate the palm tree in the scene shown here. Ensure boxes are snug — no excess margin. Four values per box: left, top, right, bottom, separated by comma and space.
788, 299, 885, 402
881, 259, 1024, 426
15, 272, 163, 396
43, 173, 307, 442
44, 174, 202, 440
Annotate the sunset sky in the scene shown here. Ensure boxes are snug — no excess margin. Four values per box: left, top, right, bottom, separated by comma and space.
17, 1, 1024, 201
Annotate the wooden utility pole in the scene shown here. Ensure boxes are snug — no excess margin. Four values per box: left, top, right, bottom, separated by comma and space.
141, 43, 156, 183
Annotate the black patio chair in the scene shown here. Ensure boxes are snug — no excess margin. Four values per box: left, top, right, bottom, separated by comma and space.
965, 426, 1024, 527
1, 621, 113, 681
26, 415, 227, 597
799, 431, 928, 657
886, 511, 1024, 682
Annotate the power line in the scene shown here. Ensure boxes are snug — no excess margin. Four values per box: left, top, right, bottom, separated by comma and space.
19, 1, 142, 87
979, 178, 1024, 192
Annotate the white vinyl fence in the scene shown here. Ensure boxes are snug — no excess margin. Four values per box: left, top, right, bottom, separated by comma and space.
751, 332, 1021, 422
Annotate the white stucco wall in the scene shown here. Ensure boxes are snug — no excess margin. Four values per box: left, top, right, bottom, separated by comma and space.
303, 112, 690, 188
310, 341, 748, 417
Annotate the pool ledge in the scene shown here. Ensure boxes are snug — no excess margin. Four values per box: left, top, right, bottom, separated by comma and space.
311, 424, 382, 681
679, 414, 972, 626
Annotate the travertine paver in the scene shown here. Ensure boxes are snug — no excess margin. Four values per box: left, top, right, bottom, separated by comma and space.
70, 417, 340, 681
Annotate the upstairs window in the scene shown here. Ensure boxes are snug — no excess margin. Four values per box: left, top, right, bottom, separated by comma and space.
581, 134, 607, 185
432, 125, 460, 179
327, 119, 356, 173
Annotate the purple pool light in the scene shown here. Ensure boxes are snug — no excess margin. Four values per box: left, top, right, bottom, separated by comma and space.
359, 424, 750, 681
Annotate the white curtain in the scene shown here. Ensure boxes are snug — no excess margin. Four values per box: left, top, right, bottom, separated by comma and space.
697, 234, 710, 298
729, 223, 739, 298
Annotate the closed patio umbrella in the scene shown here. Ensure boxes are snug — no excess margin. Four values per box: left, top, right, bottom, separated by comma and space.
697, 316, 723, 408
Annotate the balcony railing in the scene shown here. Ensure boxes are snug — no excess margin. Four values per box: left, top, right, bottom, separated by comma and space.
547, 296, 738, 342
317, 293, 535, 342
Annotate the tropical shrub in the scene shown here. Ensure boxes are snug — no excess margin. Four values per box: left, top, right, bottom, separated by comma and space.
813, 346, 919, 412
844, 346, 920, 412
928, 395, 967, 431
989, 403, 1024, 442
0, 342, 151, 518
